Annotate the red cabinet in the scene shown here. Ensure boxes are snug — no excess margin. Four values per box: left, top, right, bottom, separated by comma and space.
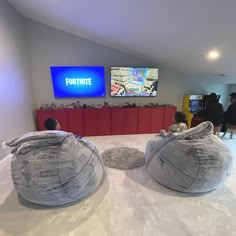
111, 108, 126, 135
83, 108, 111, 136
83, 109, 98, 136
68, 109, 84, 135
111, 108, 138, 135
151, 107, 164, 133
125, 108, 138, 134
137, 108, 152, 134
52, 109, 69, 132
36, 107, 176, 136
137, 107, 164, 134
36, 109, 53, 131
163, 107, 177, 131
97, 108, 111, 136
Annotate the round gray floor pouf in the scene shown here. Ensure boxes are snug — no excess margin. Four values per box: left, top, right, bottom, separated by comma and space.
102, 147, 145, 169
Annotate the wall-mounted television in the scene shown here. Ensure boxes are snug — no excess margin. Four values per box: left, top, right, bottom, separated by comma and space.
50, 66, 105, 98
111, 67, 159, 97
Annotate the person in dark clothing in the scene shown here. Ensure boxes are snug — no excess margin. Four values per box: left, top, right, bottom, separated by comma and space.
225, 92, 236, 125
199, 93, 224, 126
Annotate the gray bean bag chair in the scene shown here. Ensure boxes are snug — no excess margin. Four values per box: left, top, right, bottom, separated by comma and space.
145, 122, 233, 193
6, 131, 104, 206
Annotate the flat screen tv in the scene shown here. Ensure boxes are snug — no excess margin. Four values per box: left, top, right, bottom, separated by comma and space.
111, 67, 159, 97
50, 66, 105, 98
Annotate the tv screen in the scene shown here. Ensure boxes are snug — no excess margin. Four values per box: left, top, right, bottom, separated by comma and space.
50, 66, 105, 98
189, 100, 203, 113
111, 67, 159, 97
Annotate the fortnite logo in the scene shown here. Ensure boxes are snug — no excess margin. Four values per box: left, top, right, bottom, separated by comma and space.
65, 78, 92, 86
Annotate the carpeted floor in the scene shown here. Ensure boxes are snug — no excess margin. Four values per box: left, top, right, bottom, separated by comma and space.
0, 133, 235, 236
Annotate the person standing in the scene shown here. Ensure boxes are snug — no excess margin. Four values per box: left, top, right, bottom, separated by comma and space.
202, 93, 224, 127
225, 92, 236, 126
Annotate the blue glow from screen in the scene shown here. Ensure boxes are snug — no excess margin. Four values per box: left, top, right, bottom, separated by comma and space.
50, 66, 105, 98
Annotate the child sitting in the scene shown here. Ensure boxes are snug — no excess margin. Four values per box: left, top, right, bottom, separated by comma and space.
44, 118, 61, 130
44, 118, 83, 139
160, 111, 188, 137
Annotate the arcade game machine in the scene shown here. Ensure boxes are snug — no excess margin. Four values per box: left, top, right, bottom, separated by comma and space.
183, 94, 221, 128
183, 95, 204, 128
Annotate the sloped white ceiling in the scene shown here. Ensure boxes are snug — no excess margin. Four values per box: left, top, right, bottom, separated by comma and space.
8, 0, 236, 83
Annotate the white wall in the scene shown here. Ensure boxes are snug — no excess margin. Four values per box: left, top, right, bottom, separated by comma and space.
26, 20, 230, 111
228, 84, 236, 94
0, 1, 35, 160
26, 20, 156, 108
157, 75, 230, 109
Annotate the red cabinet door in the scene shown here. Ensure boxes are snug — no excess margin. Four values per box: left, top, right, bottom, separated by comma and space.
36, 109, 53, 131
68, 109, 84, 135
83, 109, 97, 136
97, 108, 111, 135
137, 108, 152, 134
125, 108, 138, 134
151, 107, 164, 133
37, 107, 174, 136
163, 107, 177, 131
111, 108, 126, 135
52, 109, 70, 132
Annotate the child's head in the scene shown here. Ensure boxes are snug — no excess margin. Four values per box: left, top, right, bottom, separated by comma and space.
174, 111, 187, 124
44, 118, 61, 130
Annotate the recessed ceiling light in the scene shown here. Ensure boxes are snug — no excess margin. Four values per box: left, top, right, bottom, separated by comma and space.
207, 50, 220, 60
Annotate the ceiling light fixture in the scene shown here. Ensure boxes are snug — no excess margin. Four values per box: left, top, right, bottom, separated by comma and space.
207, 50, 220, 61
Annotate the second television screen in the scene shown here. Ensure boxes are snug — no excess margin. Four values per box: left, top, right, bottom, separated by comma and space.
111, 67, 159, 97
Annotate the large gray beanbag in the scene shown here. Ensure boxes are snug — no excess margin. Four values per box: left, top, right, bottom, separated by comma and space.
7, 131, 104, 206
145, 122, 233, 193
